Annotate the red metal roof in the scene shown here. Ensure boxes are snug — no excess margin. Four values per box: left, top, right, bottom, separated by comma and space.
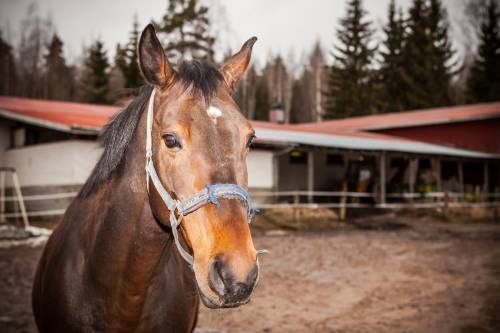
0, 96, 119, 132
0, 96, 498, 156
0, 97, 417, 144
2, 96, 498, 134
294, 102, 500, 133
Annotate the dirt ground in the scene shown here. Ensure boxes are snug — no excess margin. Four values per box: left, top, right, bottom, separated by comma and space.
1, 214, 500, 333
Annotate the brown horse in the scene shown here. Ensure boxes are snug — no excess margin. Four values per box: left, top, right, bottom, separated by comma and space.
32, 24, 261, 332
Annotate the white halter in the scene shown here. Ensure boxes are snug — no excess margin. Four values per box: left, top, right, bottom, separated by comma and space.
144, 89, 256, 267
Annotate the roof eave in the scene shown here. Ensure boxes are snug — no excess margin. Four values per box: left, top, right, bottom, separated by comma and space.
0, 109, 99, 135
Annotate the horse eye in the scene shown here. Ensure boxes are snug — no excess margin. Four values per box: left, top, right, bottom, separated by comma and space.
162, 133, 181, 149
247, 134, 256, 148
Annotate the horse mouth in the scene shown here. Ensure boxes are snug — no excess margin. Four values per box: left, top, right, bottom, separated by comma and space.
198, 287, 251, 309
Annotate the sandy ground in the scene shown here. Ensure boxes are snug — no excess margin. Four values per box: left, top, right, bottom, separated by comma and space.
1, 215, 500, 333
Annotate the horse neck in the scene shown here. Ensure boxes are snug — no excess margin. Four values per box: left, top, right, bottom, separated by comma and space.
87, 108, 191, 306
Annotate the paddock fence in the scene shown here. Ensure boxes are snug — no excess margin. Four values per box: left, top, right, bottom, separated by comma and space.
1, 189, 499, 223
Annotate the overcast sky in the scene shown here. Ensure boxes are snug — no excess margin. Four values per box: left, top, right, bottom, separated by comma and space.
0, 0, 468, 67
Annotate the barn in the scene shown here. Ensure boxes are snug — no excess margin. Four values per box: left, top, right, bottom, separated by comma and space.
0, 96, 499, 219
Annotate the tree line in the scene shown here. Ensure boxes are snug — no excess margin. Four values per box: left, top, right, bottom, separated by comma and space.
0, 0, 499, 122
324, 0, 500, 119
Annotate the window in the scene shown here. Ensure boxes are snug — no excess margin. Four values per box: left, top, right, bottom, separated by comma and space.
289, 150, 307, 164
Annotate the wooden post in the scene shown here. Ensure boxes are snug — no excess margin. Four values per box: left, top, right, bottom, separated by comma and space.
272, 154, 279, 192
307, 150, 314, 203
0, 171, 5, 223
458, 161, 464, 200
340, 181, 348, 221
11, 171, 29, 227
293, 191, 300, 223
408, 158, 419, 200
380, 152, 386, 206
483, 162, 489, 197
435, 158, 442, 192
443, 191, 449, 218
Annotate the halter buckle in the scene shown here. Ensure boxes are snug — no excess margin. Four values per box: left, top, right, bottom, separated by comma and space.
173, 201, 184, 221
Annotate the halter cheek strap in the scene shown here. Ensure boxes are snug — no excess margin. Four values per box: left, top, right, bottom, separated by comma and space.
144, 88, 256, 267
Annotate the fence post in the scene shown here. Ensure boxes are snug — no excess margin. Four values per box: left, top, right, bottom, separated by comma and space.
0, 171, 5, 223
380, 152, 386, 206
340, 181, 348, 220
458, 161, 464, 201
435, 158, 442, 192
408, 158, 419, 203
307, 151, 314, 203
443, 191, 449, 218
293, 191, 300, 223
483, 162, 489, 200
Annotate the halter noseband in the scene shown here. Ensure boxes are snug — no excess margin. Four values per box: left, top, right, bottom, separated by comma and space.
144, 89, 256, 267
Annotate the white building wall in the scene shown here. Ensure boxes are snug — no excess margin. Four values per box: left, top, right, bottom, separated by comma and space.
1, 139, 275, 190
246, 150, 274, 189
4, 140, 103, 187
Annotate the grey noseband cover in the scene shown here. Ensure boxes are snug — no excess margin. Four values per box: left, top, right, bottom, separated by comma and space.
144, 89, 255, 266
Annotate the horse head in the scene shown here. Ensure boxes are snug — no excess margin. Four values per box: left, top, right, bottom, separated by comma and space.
138, 24, 260, 309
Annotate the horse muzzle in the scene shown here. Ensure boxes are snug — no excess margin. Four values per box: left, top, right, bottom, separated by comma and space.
201, 257, 259, 308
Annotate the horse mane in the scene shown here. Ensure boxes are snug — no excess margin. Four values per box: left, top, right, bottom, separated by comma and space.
79, 60, 223, 198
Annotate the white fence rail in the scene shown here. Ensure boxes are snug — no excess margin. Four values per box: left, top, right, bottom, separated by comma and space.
0, 192, 78, 202
2, 190, 499, 220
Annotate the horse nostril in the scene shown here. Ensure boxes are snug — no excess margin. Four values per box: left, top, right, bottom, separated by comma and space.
208, 259, 226, 296
247, 263, 258, 287
207, 259, 259, 304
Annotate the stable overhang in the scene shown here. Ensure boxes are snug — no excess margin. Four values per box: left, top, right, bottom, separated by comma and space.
0, 109, 101, 135
1, 96, 499, 160
294, 102, 500, 132
255, 128, 500, 159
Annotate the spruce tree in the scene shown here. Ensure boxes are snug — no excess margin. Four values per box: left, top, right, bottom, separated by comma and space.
108, 43, 127, 102
80, 39, 110, 104
0, 31, 17, 96
324, 0, 376, 119
466, 0, 500, 102
378, 0, 406, 113
43, 33, 72, 100
400, 0, 454, 110
124, 16, 142, 88
114, 43, 128, 76
156, 0, 215, 63
427, 0, 455, 106
290, 74, 314, 123
400, 0, 430, 109
254, 76, 271, 121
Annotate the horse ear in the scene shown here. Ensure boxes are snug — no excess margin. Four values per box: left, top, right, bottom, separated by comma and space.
220, 37, 257, 91
138, 24, 175, 87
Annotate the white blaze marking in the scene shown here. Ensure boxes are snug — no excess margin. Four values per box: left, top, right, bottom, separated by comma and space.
207, 106, 223, 124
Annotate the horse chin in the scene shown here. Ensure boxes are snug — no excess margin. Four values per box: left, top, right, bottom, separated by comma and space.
197, 286, 251, 309
198, 290, 223, 309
